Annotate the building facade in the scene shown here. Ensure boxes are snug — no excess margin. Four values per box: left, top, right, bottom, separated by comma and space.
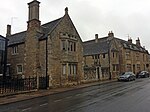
83, 32, 149, 81
0, 35, 7, 76
7, 0, 83, 87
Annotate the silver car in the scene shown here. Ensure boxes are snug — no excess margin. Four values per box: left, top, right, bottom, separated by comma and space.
118, 72, 136, 81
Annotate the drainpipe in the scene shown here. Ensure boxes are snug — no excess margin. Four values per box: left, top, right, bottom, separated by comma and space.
45, 35, 48, 89
108, 41, 111, 80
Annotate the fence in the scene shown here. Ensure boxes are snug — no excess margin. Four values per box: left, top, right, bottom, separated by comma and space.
0, 76, 49, 95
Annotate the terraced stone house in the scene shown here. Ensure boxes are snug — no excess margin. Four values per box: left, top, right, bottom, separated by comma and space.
6, 0, 83, 87
83, 32, 149, 81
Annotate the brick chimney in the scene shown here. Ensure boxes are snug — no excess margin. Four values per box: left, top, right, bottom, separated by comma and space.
27, 0, 41, 30
95, 34, 98, 43
6, 25, 11, 37
136, 37, 141, 46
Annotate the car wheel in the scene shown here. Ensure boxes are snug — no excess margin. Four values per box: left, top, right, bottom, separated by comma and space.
128, 78, 130, 81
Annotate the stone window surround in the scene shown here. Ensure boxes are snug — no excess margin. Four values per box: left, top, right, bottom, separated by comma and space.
61, 39, 76, 52
12, 45, 18, 55
16, 64, 23, 74
62, 63, 77, 76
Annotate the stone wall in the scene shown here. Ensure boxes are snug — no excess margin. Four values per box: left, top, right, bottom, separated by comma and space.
46, 14, 83, 87
7, 43, 25, 77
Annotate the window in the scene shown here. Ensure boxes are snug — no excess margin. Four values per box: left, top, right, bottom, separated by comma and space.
12, 46, 18, 54
62, 64, 66, 75
113, 64, 115, 71
0, 40, 5, 51
137, 64, 140, 71
61, 40, 76, 52
68, 41, 76, 52
68, 64, 77, 75
126, 64, 131, 71
136, 53, 140, 60
126, 51, 130, 60
103, 54, 105, 58
113, 52, 115, 58
17, 64, 23, 74
61, 40, 66, 51
112, 64, 119, 71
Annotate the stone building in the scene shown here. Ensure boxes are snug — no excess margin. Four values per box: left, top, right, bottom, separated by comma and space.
6, 0, 83, 87
83, 31, 149, 81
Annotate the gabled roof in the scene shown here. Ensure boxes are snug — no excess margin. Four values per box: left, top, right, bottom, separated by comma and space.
83, 36, 148, 56
115, 38, 148, 53
7, 17, 62, 46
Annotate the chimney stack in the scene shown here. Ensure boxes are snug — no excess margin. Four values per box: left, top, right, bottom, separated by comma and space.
95, 34, 98, 43
6, 24, 11, 37
108, 31, 114, 37
27, 0, 41, 29
136, 37, 141, 46
128, 37, 132, 44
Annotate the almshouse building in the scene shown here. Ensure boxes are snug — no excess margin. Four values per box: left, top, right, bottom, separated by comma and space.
83, 32, 149, 81
6, 0, 83, 87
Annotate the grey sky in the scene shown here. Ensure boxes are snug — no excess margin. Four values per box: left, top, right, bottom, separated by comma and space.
0, 0, 150, 50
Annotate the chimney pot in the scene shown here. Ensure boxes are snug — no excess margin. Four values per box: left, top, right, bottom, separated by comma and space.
95, 34, 98, 43
136, 37, 141, 46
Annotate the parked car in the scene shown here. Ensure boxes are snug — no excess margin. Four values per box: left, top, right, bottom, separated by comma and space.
138, 71, 150, 78
118, 72, 136, 81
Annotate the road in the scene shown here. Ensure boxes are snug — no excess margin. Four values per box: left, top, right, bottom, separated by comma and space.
0, 78, 150, 112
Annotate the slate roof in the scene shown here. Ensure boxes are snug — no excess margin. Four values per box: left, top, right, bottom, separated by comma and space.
115, 38, 148, 53
7, 17, 62, 46
83, 36, 148, 56
83, 37, 110, 56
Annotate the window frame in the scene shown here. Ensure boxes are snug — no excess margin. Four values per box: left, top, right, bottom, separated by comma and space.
12, 45, 18, 55
17, 64, 23, 74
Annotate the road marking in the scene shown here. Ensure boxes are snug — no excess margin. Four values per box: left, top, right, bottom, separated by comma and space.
54, 99, 62, 103
40, 103, 48, 107
66, 96, 72, 99
22, 107, 31, 112
75, 94, 81, 96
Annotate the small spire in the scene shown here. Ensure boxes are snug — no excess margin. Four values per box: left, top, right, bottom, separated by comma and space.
65, 7, 68, 15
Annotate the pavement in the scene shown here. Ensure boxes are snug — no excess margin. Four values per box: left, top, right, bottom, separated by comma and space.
0, 79, 116, 105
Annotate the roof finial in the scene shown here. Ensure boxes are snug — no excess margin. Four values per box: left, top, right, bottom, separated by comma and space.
65, 7, 68, 15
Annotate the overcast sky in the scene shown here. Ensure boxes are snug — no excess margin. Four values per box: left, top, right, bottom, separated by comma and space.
0, 0, 150, 50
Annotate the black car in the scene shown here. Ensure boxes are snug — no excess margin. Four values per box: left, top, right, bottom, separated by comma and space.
138, 71, 150, 78
118, 72, 136, 81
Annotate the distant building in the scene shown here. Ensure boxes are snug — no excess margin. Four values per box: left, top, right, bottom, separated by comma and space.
83, 32, 149, 81
6, 0, 83, 87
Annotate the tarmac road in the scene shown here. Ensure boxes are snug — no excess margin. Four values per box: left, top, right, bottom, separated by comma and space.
0, 78, 150, 112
